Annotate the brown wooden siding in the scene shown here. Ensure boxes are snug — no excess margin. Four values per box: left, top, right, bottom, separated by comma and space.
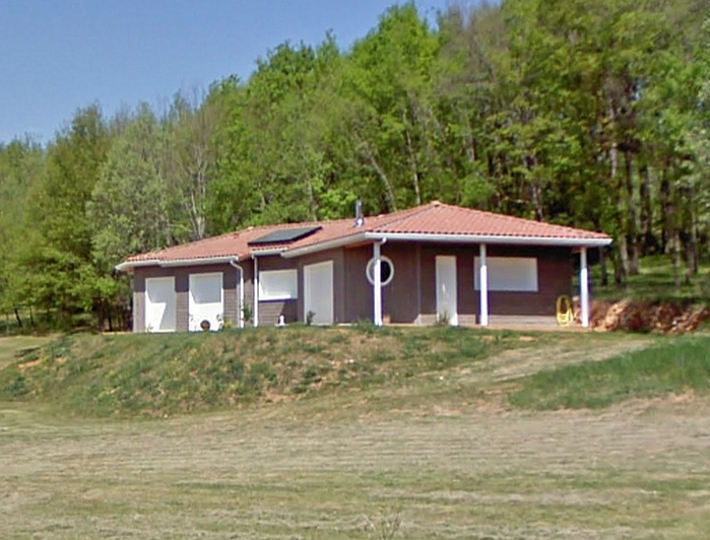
222, 267, 238, 328
343, 246, 372, 323
132, 275, 144, 333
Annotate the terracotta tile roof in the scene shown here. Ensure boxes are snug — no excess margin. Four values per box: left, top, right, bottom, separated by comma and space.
371, 202, 610, 240
123, 221, 331, 264
119, 202, 610, 270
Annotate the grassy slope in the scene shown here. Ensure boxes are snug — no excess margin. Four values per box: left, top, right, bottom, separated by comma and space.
3, 325, 709, 417
510, 335, 710, 410
2, 326, 708, 417
0, 326, 531, 417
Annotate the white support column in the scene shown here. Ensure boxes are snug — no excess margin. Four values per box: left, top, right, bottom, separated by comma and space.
479, 243, 489, 327
580, 247, 589, 328
253, 256, 259, 328
229, 260, 245, 328
373, 241, 383, 327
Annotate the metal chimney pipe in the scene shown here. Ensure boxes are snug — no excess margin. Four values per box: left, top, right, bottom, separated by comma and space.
355, 199, 364, 227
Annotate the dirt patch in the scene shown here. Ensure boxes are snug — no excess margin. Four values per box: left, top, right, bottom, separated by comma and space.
477, 336, 653, 384
17, 359, 41, 370
591, 300, 710, 333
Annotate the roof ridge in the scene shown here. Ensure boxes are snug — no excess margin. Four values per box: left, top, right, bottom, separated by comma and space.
366, 202, 435, 230
243, 214, 363, 232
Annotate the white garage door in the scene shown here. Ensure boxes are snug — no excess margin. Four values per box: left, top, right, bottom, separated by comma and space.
303, 261, 334, 325
189, 273, 224, 331
145, 276, 176, 332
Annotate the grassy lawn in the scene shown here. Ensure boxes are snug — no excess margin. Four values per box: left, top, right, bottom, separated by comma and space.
511, 335, 710, 410
1, 329, 709, 539
590, 255, 710, 303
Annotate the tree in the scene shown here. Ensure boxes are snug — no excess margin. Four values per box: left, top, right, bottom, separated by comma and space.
19, 105, 111, 325
0, 138, 45, 325
163, 89, 221, 240
344, 3, 441, 213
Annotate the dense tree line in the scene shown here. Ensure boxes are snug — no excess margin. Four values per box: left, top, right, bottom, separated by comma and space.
1, 0, 709, 329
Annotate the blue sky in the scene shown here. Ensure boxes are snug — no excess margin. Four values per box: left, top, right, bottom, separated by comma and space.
0, 0, 458, 145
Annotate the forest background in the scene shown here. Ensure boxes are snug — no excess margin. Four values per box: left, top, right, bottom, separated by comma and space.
1, 0, 708, 330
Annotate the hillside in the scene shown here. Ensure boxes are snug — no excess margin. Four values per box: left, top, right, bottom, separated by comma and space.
2, 329, 710, 539
4, 326, 707, 418
0, 326, 520, 417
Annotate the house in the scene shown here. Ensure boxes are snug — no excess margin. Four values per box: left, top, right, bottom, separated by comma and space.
116, 201, 612, 332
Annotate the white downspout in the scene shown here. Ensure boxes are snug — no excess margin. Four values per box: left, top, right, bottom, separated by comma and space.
229, 260, 244, 328
253, 256, 259, 328
580, 247, 589, 328
479, 243, 489, 327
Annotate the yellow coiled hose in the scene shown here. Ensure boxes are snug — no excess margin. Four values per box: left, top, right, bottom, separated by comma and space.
556, 295, 574, 326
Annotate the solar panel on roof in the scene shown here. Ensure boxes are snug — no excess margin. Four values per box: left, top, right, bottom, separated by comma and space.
248, 226, 322, 246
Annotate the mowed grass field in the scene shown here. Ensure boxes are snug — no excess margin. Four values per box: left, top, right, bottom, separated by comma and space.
1, 330, 709, 539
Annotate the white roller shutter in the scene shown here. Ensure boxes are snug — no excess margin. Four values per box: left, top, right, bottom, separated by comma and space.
145, 277, 176, 332
189, 273, 224, 331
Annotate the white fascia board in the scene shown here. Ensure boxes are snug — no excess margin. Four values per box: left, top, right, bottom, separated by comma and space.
115, 259, 162, 272
159, 256, 240, 267
364, 232, 612, 248
116, 256, 240, 272
281, 232, 368, 259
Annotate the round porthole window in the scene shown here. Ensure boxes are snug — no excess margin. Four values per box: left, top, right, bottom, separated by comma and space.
366, 256, 395, 286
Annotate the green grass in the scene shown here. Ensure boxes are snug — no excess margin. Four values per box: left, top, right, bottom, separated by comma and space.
0, 326, 526, 418
1, 331, 709, 540
510, 335, 710, 410
590, 254, 710, 303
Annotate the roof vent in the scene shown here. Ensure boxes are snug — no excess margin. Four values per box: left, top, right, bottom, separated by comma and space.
355, 199, 364, 227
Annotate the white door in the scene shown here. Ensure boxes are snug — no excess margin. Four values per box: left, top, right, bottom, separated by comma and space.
189, 273, 224, 331
436, 256, 458, 326
145, 276, 176, 332
304, 261, 334, 325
